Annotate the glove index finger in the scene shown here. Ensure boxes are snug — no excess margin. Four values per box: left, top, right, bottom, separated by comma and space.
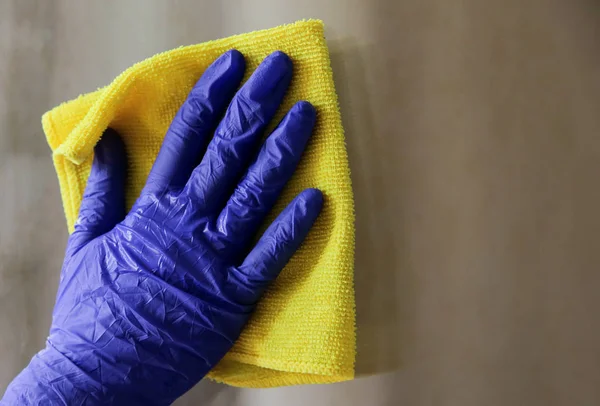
141, 50, 246, 197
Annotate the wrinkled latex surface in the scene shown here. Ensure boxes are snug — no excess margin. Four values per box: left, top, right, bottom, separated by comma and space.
1, 50, 323, 405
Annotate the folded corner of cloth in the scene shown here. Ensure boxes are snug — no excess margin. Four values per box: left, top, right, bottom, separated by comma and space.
42, 19, 356, 388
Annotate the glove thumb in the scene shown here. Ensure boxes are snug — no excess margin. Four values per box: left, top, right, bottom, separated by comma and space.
66, 129, 127, 255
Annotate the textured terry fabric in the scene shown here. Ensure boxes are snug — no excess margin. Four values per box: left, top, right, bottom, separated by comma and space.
42, 20, 355, 388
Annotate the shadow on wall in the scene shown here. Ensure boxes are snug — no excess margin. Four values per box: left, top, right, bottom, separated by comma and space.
174, 379, 237, 406
329, 40, 410, 377
0, 0, 67, 392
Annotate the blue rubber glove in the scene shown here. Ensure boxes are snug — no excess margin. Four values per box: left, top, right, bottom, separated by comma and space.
1, 50, 323, 405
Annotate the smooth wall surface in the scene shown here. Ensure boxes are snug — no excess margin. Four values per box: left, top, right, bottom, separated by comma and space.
1, 1, 600, 405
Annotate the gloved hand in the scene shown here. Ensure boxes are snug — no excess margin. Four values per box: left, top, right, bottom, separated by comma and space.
1, 50, 322, 405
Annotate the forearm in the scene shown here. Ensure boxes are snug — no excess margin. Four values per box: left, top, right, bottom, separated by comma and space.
2, 329, 214, 406
1, 345, 107, 405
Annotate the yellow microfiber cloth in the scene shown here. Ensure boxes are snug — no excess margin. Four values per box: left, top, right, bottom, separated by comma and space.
42, 20, 355, 388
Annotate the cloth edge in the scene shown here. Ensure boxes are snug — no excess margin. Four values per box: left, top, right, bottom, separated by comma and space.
47, 19, 325, 166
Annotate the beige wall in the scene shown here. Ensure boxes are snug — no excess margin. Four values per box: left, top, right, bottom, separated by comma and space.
1, 1, 600, 405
